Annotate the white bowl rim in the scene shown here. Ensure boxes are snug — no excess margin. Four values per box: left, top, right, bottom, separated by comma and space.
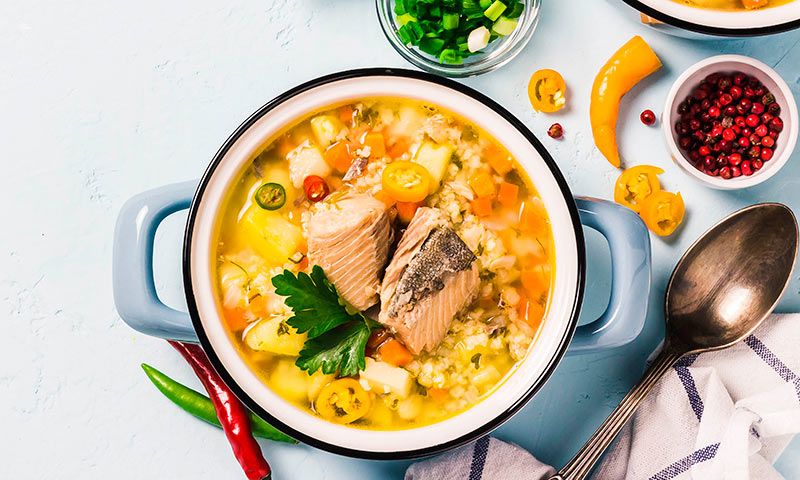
622, 0, 800, 36
182, 68, 586, 459
662, 54, 798, 190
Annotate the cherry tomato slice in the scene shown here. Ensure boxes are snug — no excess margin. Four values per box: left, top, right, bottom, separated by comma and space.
381, 161, 432, 203
640, 190, 685, 237
614, 165, 663, 213
303, 175, 330, 203
528, 69, 567, 113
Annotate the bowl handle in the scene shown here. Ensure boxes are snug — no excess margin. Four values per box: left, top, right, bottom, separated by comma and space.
112, 181, 198, 342
568, 197, 651, 354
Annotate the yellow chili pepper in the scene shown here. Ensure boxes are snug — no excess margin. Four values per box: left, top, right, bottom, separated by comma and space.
590, 36, 662, 168
640, 190, 685, 237
381, 161, 432, 203
614, 165, 663, 213
314, 378, 371, 424
528, 69, 567, 113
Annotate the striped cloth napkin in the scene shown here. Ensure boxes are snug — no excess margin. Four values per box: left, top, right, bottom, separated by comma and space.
406, 313, 800, 480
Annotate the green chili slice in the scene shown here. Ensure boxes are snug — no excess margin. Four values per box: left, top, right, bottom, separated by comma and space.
254, 182, 286, 210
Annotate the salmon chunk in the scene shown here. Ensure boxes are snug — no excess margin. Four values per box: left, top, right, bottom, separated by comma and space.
379, 207, 479, 354
306, 194, 393, 311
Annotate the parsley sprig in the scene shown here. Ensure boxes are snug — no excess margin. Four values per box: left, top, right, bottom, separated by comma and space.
272, 266, 382, 377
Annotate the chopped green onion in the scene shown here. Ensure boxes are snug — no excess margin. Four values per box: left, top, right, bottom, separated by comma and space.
507, 1, 524, 18
442, 12, 460, 30
419, 37, 446, 55
479, 0, 493, 8
439, 48, 462, 64
397, 13, 416, 26
483, 0, 507, 21
491, 15, 517, 35
394, 0, 408, 15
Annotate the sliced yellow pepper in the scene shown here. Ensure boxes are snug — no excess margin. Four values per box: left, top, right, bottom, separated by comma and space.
590, 36, 662, 168
640, 191, 685, 237
528, 69, 567, 113
614, 165, 664, 213
382, 161, 432, 203
314, 378, 371, 424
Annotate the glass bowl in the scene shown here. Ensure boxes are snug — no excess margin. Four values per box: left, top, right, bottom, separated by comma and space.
376, 0, 541, 77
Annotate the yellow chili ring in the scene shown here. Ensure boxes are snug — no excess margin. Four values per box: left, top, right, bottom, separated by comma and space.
382, 161, 432, 203
640, 190, 685, 237
528, 69, 567, 113
590, 36, 662, 168
314, 378, 371, 424
614, 165, 664, 213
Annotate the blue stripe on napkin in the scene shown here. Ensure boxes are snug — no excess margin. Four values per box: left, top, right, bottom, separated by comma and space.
745, 334, 800, 400
674, 354, 704, 421
648, 443, 719, 480
468, 436, 490, 480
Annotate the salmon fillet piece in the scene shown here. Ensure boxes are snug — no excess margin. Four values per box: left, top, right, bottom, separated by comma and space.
306, 194, 393, 311
379, 207, 479, 354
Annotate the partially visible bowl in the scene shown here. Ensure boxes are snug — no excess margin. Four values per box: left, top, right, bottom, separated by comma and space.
376, 0, 541, 77
621, 0, 800, 37
663, 55, 798, 190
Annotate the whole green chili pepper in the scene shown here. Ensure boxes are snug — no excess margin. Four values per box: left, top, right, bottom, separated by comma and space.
141, 363, 296, 444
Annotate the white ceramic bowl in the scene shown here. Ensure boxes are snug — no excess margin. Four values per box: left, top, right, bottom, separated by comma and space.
621, 0, 800, 36
663, 55, 798, 189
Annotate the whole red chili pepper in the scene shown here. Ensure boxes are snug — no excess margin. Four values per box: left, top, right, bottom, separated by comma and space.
169, 341, 271, 480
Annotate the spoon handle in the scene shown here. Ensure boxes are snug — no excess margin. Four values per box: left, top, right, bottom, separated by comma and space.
548, 349, 682, 480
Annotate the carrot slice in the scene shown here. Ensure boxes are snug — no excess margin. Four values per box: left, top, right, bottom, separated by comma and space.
518, 297, 545, 330
364, 132, 386, 158
396, 201, 421, 224
484, 143, 513, 175
223, 307, 249, 332
387, 137, 411, 159
378, 339, 413, 367
518, 201, 548, 234
521, 268, 550, 296
497, 182, 519, 207
324, 141, 353, 174
471, 196, 493, 217
469, 171, 496, 198
339, 105, 354, 124
427, 387, 450, 403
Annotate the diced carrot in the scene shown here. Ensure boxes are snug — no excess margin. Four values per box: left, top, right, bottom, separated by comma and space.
396, 201, 421, 224
497, 229, 516, 250
521, 268, 550, 297
223, 307, 250, 332
485, 143, 513, 175
471, 196, 493, 217
497, 181, 519, 207
427, 387, 450, 403
324, 141, 353, 174
248, 295, 269, 317
339, 105, 354, 124
374, 189, 397, 208
469, 171, 496, 198
518, 200, 548, 235
378, 339, 413, 367
742, 0, 768, 9
363, 132, 386, 159
387, 137, 411, 158
518, 297, 545, 330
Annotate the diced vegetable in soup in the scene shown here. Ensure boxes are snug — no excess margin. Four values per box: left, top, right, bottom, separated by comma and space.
671, 0, 793, 9
215, 98, 554, 429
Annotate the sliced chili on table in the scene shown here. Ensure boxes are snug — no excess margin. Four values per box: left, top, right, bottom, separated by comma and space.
614, 165, 663, 213
640, 190, 685, 237
169, 341, 272, 480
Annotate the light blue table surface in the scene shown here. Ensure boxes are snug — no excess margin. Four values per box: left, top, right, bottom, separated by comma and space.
4, 0, 800, 478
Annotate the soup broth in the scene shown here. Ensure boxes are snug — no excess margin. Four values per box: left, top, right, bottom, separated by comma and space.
215, 97, 554, 430
671, 0, 793, 10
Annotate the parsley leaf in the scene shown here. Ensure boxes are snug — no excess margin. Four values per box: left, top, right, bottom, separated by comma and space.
272, 265, 357, 339
271, 266, 382, 377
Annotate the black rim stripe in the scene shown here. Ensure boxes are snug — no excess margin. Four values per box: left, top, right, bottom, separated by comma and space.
182, 68, 586, 460
621, 0, 800, 37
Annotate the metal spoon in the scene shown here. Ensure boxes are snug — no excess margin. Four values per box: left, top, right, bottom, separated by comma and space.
550, 203, 798, 480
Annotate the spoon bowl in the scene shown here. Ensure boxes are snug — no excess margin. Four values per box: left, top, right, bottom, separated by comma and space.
552, 203, 798, 480
666, 203, 799, 354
